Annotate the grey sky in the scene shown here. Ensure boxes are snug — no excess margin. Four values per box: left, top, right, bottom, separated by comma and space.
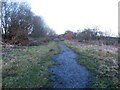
28, 0, 119, 36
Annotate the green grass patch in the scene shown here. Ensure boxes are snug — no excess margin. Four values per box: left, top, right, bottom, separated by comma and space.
2, 41, 60, 88
77, 52, 100, 74
91, 77, 119, 88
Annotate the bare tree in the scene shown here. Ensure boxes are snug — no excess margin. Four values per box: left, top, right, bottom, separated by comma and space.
1, 1, 56, 45
30, 16, 46, 38
1, 1, 33, 44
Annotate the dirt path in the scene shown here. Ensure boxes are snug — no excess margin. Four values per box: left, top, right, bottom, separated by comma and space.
49, 42, 93, 88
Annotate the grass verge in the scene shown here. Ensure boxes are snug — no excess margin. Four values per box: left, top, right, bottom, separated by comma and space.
2, 41, 60, 88
64, 40, 119, 88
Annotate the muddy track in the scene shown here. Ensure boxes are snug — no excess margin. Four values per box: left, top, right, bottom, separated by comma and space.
49, 42, 93, 88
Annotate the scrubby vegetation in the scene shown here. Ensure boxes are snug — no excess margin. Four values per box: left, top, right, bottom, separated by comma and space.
1, 1, 55, 46
2, 42, 60, 88
64, 40, 119, 88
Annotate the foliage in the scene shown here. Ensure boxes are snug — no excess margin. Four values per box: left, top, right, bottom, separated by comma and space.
73, 28, 118, 46
1, 2, 33, 43
76, 28, 103, 41
1, 1, 56, 45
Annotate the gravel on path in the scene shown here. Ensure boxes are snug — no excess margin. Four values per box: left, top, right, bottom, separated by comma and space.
49, 42, 93, 88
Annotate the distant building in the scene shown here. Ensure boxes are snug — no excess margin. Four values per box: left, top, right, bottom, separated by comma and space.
65, 31, 73, 40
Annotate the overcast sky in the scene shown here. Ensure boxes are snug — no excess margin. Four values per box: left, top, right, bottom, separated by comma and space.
27, 0, 119, 36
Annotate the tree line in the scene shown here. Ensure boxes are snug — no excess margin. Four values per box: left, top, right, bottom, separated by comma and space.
64, 28, 118, 46
1, 1, 55, 45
